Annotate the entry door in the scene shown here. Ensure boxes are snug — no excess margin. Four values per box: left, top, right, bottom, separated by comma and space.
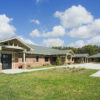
1, 54, 12, 69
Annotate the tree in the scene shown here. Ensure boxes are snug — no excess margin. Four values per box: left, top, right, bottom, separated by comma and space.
52, 45, 100, 56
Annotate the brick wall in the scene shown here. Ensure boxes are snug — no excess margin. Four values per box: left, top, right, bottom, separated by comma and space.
13, 54, 51, 69
13, 53, 73, 69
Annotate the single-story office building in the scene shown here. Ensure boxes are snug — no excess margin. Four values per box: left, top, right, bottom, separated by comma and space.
0, 37, 74, 71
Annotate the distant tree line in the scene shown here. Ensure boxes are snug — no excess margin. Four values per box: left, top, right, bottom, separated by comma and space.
52, 45, 100, 56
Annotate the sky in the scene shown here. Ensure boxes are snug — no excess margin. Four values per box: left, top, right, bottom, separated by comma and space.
0, 0, 100, 48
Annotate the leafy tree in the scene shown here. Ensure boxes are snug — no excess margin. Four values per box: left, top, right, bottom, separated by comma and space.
52, 45, 100, 56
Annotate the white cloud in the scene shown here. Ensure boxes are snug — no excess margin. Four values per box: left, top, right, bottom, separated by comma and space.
43, 25, 65, 37
30, 29, 41, 37
30, 19, 40, 25
29, 25, 65, 38
18, 36, 35, 45
68, 40, 85, 48
68, 19, 100, 38
87, 35, 100, 45
43, 38, 64, 47
55, 5, 93, 28
0, 14, 16, 40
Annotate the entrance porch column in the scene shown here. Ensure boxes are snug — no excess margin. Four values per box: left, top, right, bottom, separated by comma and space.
85, 57, 87, 63
23, 50, 27, 69
82, 57, 84, 63
87, 57, 88, 63
0, 53, 2, 71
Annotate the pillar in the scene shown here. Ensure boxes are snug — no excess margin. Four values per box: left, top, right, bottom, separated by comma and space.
82, 57, 84, 63
85, 57, 87, 63
0, 53, 2, 71
87, 57, 88, 63
23, 51, 27, 69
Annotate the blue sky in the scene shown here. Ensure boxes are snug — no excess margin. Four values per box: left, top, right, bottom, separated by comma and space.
0, 0, 100, 47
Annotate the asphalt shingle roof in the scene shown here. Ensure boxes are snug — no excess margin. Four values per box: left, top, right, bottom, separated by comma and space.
73, 54, 89, 58
0, 37, 72, 55
89, 53, 100, 58
27, 44, 72, 55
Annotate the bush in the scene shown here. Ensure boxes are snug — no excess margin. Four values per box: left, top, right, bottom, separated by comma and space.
56, 57, 62, 65
28, 65, 31, 68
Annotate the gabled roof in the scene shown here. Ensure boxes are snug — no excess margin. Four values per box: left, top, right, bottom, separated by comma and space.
73, 54, 89, 58
0, 37, 73, 55
0, 37, 32, 50
27, 44, 73, 55
89, 53, 100, 58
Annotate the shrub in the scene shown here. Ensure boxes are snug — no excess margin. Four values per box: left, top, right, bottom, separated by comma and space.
28, 65, 31, 68
56, 57, 62, 65
67, 62, 71, 65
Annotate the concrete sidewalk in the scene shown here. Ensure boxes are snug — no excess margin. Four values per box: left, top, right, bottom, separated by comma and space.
90, 71, 100, 77
1, 63, 100, 77
66, 63, 100, 77
1, 66, 65, 74
67, 63, 100, 70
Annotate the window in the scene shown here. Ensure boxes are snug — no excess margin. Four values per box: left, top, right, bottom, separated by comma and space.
45, 57, 49, 62
36, 56, 39, 62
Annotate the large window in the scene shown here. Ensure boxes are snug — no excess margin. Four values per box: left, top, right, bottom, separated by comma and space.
36, 56, 39, 62
45, 57, 49, 62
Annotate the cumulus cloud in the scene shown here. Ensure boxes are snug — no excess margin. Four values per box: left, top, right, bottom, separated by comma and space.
0, 14, 16, 40
54, 5, 100, 39
18, 36, 35, 45
30, 25, 65, 37
30, 29, 41, 37
43, 25, 65, 37
30, 19, 40, 25
68, 40, 85, 48
68, 19, 100, 38
43, 38, 64, 47
87, 35, 100, 45
55, 5, 93, 28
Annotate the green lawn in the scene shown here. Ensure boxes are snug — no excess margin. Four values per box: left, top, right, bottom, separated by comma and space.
0, 68, 100, 100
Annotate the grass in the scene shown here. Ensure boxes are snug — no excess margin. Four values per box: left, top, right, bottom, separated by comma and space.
0, 68, 100, 100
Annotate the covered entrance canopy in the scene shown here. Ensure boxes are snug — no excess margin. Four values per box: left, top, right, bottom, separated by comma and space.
72, 54, 89, 63
0, 37, 32, 70
89, 53, 100, 62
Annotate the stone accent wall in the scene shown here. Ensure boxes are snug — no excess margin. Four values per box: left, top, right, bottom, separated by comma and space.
65, 56, 74, 64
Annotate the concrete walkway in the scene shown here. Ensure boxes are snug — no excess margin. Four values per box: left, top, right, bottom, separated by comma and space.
1, 63, 100, 77
66, 63, 100, 70
90, 71, 100, 77
66, 63, 100, 77
1, 66, 66, 74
